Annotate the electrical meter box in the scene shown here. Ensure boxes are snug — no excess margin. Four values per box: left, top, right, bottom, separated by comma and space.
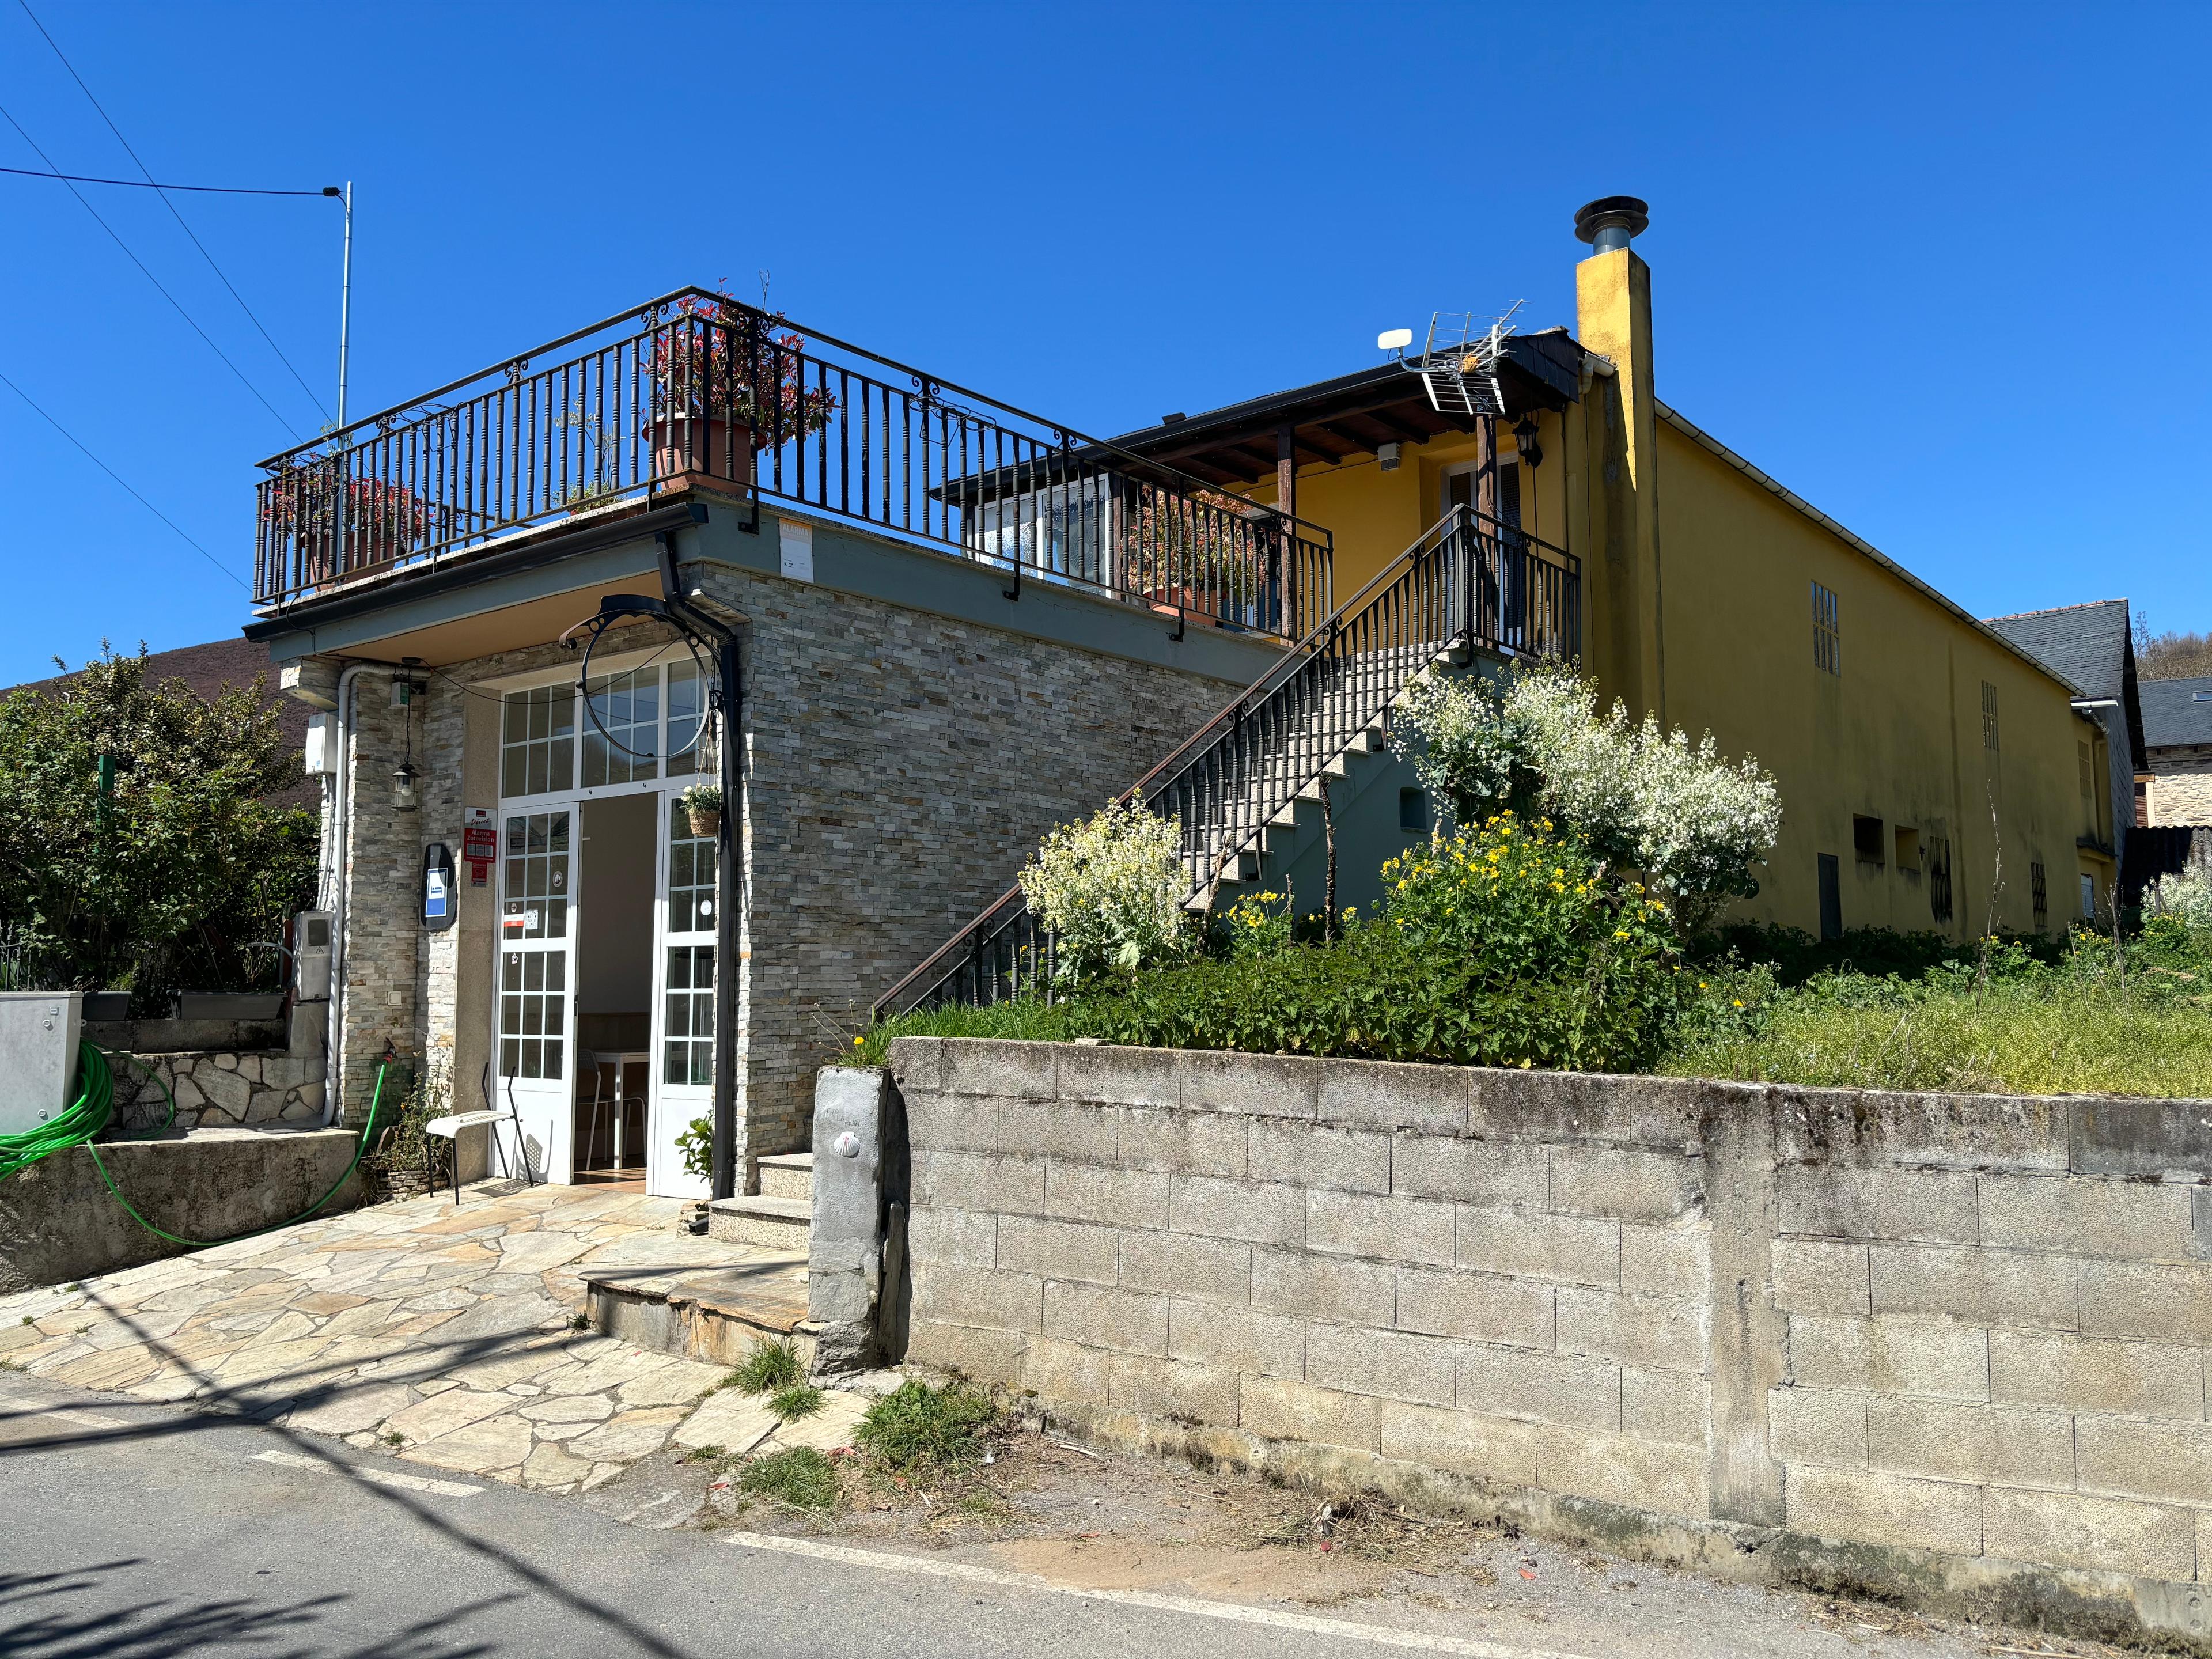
304, 713, 338, 777
0, 990, 83, 1134
294, 910, 335, 1001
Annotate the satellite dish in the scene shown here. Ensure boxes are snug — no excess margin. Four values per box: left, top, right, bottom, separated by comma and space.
1376, 327, 1414, 354
1395, 302, 1525, 417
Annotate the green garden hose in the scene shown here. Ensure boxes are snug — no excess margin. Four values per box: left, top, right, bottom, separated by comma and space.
0, 1041, 387, 1251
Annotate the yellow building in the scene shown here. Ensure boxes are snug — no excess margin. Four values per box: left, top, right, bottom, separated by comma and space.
1107, 198, 2116, 941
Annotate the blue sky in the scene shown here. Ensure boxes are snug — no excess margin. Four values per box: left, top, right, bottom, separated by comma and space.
1, 1, 2205, 685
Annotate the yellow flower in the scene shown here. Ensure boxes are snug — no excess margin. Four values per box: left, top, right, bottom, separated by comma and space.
853, 1036, 864, 1047
1733, 999, 1744, 1007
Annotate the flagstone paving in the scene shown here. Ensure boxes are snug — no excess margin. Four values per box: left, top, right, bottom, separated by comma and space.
0, 1180, 851, 1494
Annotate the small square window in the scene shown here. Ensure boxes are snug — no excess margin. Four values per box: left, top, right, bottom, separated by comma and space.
1399, 787, 1429, 834
1852, 815, 1884, 865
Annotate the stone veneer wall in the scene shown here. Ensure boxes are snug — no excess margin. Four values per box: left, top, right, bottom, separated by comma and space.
328, 551, 1241, 1185
886, 1038, 2212, 1646
2149, 745, 2212, 827
97, 1013, 327, 1131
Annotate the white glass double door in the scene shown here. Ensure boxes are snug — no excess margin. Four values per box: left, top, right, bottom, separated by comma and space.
495, 793, 714, 1196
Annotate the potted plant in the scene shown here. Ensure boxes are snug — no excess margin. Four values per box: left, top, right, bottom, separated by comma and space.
368, 1056, 449, 1203
647, 291, 838, 493
681, 782, 723, 839
260, 459, 435, 586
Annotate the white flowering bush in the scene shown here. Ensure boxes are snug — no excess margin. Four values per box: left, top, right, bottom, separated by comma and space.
1019, 796, 1191, 984
1393, 663, 1781, 933
2147, 865, 2212, 933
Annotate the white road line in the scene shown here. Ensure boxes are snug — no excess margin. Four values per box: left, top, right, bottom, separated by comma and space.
720, 1530, 1593, 1658
41, 1408, 128, 1429
252, 1449, 482, 1498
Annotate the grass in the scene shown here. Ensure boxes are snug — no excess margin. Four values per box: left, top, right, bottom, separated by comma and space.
726, 1337, 804, 1395
737, 1446, 840, 1511
1667, 930, 2212, 1098
852, 998, 1075, 1067
769, 1382, 824, 1422
855, 1378, 999, 1474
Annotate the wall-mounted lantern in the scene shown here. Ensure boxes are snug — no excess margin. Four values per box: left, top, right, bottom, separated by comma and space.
1512, 415, 1543, 469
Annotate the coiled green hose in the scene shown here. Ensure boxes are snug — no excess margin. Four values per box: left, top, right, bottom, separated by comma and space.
0, 1041, 387, 1250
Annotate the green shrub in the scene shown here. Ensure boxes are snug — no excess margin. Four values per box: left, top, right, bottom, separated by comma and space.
1017, 795, 1191, 984
856, 1379, 999, 1474
1393, 663, 1779, 933
1078, 815, 1689, 1071
737, 1446, 839, 1511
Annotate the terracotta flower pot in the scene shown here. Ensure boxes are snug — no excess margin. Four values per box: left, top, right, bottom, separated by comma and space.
651, 416, 754, 493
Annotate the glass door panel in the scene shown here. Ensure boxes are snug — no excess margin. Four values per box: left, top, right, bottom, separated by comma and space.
499, 809, 574, 1180
647, 798, 715, 1198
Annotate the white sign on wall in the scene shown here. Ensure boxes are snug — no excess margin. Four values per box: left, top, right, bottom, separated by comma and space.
779, 520, 815, 584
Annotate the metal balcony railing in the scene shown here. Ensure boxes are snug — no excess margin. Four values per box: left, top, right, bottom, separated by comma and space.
872, 506, 1580, 1018
252, 287, 1332, 636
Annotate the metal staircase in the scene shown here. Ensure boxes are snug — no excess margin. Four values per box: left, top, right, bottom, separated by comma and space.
872, 506, 1580, 1018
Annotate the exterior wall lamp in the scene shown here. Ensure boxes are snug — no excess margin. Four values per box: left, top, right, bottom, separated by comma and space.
392, 759, 419, 812
1513, 415, 1543, 469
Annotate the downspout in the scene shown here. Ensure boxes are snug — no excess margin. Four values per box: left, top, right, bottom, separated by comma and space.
655, 528, 744, 1203
321, 663, 370, 1127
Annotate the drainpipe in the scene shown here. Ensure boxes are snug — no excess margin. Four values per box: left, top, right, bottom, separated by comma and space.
654, 528, 744, 1203
320, 663, 371, 1127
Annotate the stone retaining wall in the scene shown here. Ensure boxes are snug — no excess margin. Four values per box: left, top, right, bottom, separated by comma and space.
880, 1037, 2212, 1651
99, 1009, 328, 1131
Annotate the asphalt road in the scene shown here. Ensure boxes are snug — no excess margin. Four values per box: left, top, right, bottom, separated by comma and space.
0, 1372, 1585, 1659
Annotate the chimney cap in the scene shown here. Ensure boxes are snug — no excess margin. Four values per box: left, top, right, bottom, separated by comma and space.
1574, 196, 1650, 249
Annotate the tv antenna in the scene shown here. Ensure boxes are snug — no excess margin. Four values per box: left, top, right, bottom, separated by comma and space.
1377, 302, 1524, 418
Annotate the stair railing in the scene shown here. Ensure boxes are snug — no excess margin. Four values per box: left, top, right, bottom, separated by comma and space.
871, 506, 1578, 1019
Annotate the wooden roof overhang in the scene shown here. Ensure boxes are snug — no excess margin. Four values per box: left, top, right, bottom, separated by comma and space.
1103, 328, 1587, 488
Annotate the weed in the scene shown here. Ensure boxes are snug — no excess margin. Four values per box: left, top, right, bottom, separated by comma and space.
738, 1446, 839, 1512
19, 1315, 30, 1325
729, 1337, 804, 1395
0, 1358, 23, 1373
381, 1431, 404, 1448
856, 1378, 998, 1475
568, 1313, 590, 1332
769, 1382, 824, 1423
683, 1444, 725, 1464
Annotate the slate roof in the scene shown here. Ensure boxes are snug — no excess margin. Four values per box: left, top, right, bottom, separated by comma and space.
1983, 599, 2147, 769
2142, 676, 2212, 751
1984, 600, 2131, 702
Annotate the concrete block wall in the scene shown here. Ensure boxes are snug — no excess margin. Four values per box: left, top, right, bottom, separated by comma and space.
1767, 1090, 2212, 1585
886, 1039, 2212, 1638
891, 1039, 1715, 1525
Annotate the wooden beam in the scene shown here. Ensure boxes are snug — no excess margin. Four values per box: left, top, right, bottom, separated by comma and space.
1316, 421, 1376, 456
1363, 407, 1438, 445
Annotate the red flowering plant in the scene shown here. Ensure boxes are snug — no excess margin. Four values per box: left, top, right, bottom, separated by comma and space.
1123, 480, 1275, 624
648, 289, 838, 446
258, 457, 435, 578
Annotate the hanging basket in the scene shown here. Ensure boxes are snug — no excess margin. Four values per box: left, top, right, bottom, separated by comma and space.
687, 806, 722, 839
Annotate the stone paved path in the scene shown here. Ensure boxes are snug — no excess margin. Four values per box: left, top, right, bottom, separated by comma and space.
0, 1181, 843, 1493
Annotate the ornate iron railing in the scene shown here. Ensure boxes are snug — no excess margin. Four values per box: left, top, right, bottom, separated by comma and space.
872, 506, 1579, 1018
252, 287, 1332, 635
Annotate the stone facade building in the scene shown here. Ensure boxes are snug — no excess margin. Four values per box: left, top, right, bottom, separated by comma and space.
2141, 676, 2212, 826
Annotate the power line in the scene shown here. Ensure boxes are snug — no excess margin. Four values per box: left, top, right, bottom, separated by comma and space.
16, 0, 332, 422
0, 163, 330, 196
0, 366, 248, 592
0, 100, 301, 440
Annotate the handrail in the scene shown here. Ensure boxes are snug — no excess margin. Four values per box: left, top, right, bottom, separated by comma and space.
870, 506, 1580, 1019
252, 289, 1335, 639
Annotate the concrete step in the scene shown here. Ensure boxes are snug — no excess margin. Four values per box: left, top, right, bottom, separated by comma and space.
584, 1259, 815, 1371
757, 1153, 814, 1205
709, 1194, 812, 1251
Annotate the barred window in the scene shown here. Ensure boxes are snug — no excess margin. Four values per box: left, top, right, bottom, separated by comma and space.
1812, 582, 1840, 676
2079, 741, 2094, 800
1929, 835, 1954, 924
1982, 681, 2001, 751
2031, 861, 2048, 930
